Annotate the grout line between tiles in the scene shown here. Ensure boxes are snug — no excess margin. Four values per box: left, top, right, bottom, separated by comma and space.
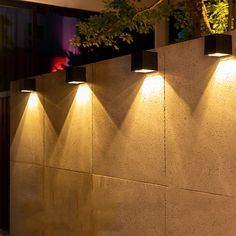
42, 79, 46, 203
180, 187, 236, 199
11, 160, 236, 199
45, 165, 92, 176
165, 191, 167, 236
163, 52, 167, 236
92, 173, 169, 188
163, 51, 167, 178
91, 63, 94, 175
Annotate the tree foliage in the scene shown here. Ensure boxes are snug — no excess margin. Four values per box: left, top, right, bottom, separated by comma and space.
206, 0, 230, 33
71, 0, 170, 50
173, 0, 230, 41
71, 0, 232, 49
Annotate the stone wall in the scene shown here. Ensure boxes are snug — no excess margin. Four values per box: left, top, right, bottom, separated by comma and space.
10, 30, 236, 235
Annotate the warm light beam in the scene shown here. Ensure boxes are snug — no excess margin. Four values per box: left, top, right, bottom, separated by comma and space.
134, 69, 156, 73
141, 75, 164, 98
75, 84, 91, 104
207, 53, 231, 57
28, 93, 39, 110
214, 58, 236, 82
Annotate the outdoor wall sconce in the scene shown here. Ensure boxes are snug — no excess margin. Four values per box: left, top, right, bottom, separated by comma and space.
66, 66, 86, 84
131, 50, 158, 73
204, 34, 232, 57
19, 78, 36, 93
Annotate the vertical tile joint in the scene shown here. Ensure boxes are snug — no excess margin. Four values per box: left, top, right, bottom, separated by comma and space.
163, 52, 167, 177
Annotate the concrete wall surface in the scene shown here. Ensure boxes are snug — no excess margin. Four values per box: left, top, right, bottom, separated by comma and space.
10, 30, 236, 235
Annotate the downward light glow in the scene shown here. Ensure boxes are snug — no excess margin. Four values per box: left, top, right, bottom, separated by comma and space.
21, 89, 34, 93
207, 53, 230, 57
214, 59, 236, 81
141, 75, 164, 98
28, 93, 38, 109
134, 69, 156, 73
76, 84, 91, 104
68, 81, 85, 85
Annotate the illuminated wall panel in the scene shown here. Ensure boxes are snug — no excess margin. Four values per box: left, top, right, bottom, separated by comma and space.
10, 30, 236, 235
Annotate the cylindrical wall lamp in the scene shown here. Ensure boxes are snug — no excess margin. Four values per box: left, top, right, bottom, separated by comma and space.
131, 50, 158, 73
204, 34, 232, 57
19, 79, 36, 93
66, 66, 86, 84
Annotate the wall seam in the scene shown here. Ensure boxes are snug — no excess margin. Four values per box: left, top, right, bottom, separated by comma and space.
165, 191, 167, 236
12, 157, 236, 199
91, 64, 95, 235
163, 50, 167, 236
92, 173, 168, 188
42, 77, 46, 236
179, 187, 236, 199
164, 52, 167, 178
91, 63, 94, 175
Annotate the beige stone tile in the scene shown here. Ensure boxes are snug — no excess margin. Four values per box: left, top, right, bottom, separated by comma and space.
92, 54, 166, 184
10, 162, 44, 236
167, 188, 236, 236
10, 80, 44, 165
42, 69, 92, 173
165, 37, 236, 196
92, 175, 166, 236
43, 167, 93, 236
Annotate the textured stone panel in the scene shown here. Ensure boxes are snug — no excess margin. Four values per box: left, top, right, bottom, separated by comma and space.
92, 175, 166, 236
165, 36, 236, 196
10, 162, 44, 236
43, 167, 92, 236
167, 188, 236, 236
43, 70, 92, 173
10, 80, 44, 165
93, 54, 165, 184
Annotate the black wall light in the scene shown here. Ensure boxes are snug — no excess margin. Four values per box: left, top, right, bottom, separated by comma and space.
205, 34, 232, 57
131, 50, 158, 73
19, 79, 36, 93
66, 66, 86, 84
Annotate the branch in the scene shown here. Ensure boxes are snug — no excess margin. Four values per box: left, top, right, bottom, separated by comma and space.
201, 0, 212, 33
132, 0, 166, 19
228, 0, 233, 31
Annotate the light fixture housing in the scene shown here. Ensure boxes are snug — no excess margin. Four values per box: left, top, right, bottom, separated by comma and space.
19, 79, 36, 93
204, 34, 232, 57
66, 66, 86, 84
131, 50, 158, 73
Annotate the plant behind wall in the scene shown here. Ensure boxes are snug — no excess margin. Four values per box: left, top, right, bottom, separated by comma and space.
71, 0, 235, 50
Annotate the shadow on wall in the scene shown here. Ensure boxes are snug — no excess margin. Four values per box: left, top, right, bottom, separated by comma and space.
9, 29, 236, 235
10, 93, 31, 147
91, 55, 161, 129
39, 71, 78, 136
164, 39, 218, 113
